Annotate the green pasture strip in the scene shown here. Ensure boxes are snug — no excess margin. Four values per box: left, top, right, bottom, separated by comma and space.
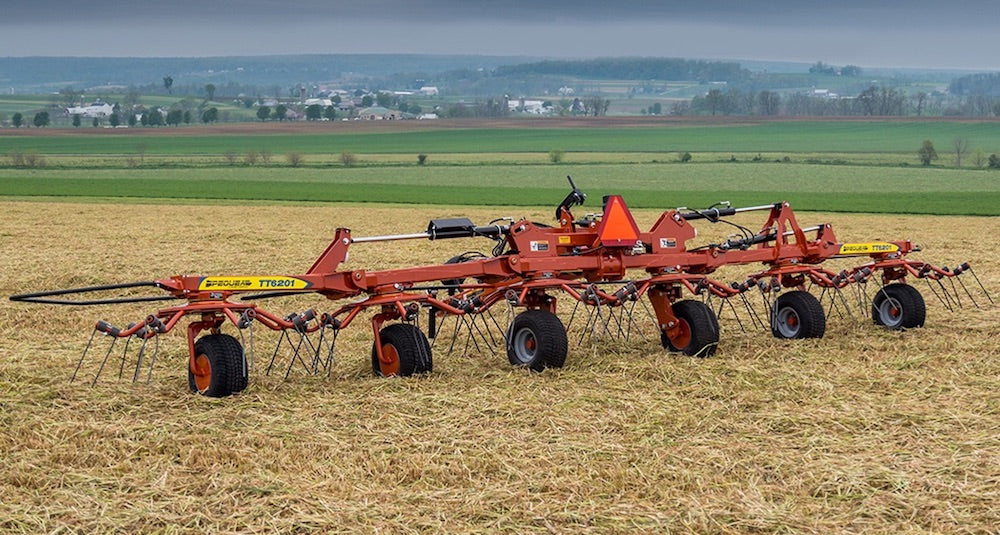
3, 121, 1000, 155
2, 162, 996, 194
2, 177, 997, 215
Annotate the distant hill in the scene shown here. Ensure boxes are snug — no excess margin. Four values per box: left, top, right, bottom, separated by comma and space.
0, 54, 540, 93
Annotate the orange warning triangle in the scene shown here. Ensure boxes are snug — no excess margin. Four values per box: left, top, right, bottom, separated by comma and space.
597, 195, 641, 247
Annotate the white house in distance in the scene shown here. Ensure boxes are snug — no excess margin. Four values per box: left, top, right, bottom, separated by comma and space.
419, 86, 439, 96
66, 102, 114, 118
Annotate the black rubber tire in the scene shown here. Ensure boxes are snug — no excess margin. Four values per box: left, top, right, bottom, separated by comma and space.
506, 310, 568, 371
659, 300, 719, 357
872, 283, 926, 330
188, 333, 248, 397
770, 291, 826, 339
371, 323, 433, 377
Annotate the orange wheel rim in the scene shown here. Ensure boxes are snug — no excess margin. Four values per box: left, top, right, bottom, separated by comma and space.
524, 335, 536, 351
192, 354, 212, 392
379, 344, 400, 376
786, 315, 799, 327
671, 319, 692, 349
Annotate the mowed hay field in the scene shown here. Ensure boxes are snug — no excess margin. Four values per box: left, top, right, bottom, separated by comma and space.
1, 201, 998, 533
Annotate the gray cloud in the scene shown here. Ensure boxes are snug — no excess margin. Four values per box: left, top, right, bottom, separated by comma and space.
2, 1, 999, 69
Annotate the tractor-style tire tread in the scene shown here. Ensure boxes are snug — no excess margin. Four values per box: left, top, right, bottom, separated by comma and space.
771, 291, 826, 339
371, 323, 433, 377
189, 333, 248, 398
872, 284, 926, 330
507, 310, 568, 371
660, 300, 719, 357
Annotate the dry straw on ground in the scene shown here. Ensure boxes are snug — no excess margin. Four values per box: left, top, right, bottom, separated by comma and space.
1, 201, 998, 533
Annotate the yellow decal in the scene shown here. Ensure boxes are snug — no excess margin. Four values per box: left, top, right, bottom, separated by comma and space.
558, 235, 571, 244
838, 242, 899, 255
198, 276, 312, 291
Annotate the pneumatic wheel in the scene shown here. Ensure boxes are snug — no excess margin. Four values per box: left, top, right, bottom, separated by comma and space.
507, 310, 568, 372
371, 323, 433, 377
771, 290, 826, 339
872, 283, 926, 330
660, 300, 719, 357
188, 333, 249, 398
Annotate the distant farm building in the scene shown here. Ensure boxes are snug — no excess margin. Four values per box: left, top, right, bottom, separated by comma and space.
419, 86, 439, 96
357, 106, 402, 120
65, 102, 114, 118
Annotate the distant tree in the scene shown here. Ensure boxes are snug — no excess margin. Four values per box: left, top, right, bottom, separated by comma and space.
92, 117, 99, 128
548, 149, 564, 163
72, 114, 81, 127
12, 112, 23, 128
324, 105, 337, 120
140, 111, 149, 126
273, 104, 287, 121
583, 96, 610, 116
361, 95, 374, 107
147, 108, 164, 126
33, 111, 50, 127
59, 86, 81, 107
988, 154, 1000, 169
127, 113, 137, 127
332, 95, 341, 104
408, 104, 421, 115
649, 102, 662, 115
163, 76, 173, 94
201, 107, 219, 123
166, 109, 183, 126
109, 112, 120, 127
286, 151, 304, 167
305, 104, 323, 120
257, 106, 271, 121
260, 148, 272, 163
678, 151, 693, 162
809, 61, 836, 74
204, 83, 216, 101
757, 91, 781, 116
918, 140, 938, 166
953, 137, 969, 167
183, 110, 192, 124
376, 92, 393, 108
841, 65, 862, 76
705, 89, 723, 116
340, 152, 357, 166
417, 153, 428, 165
914, 91, 928, 116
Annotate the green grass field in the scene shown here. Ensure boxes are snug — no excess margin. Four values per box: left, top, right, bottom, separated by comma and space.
4, 121, 1000, 155
2, 161, 998, 215
2, 120, 1000, 215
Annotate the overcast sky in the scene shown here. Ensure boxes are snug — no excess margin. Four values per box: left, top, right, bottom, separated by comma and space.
2, 1, 999, 70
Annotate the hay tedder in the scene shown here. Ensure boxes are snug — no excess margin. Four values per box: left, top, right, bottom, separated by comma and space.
11, 178, 991, 397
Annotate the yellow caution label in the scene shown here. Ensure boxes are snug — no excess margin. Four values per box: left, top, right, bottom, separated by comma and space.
558, 235, 571, 244
838, 242, 899, 255
198, 276, 312, 291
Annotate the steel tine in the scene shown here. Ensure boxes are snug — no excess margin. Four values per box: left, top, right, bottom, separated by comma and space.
71, 329, 99, 382
118, 334, 133, 380
91, 337, 117, 387
265, 330, 289, 376
967, 267, 993, 304
324, 329, 339, 376
132, 335, 150, 383
144, 337, 160, 383
954, 276, 979, 308
934, 279, 956, 311
565, 298, 582, 331
284, 331, 311, 380
947, 277, 963, 308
